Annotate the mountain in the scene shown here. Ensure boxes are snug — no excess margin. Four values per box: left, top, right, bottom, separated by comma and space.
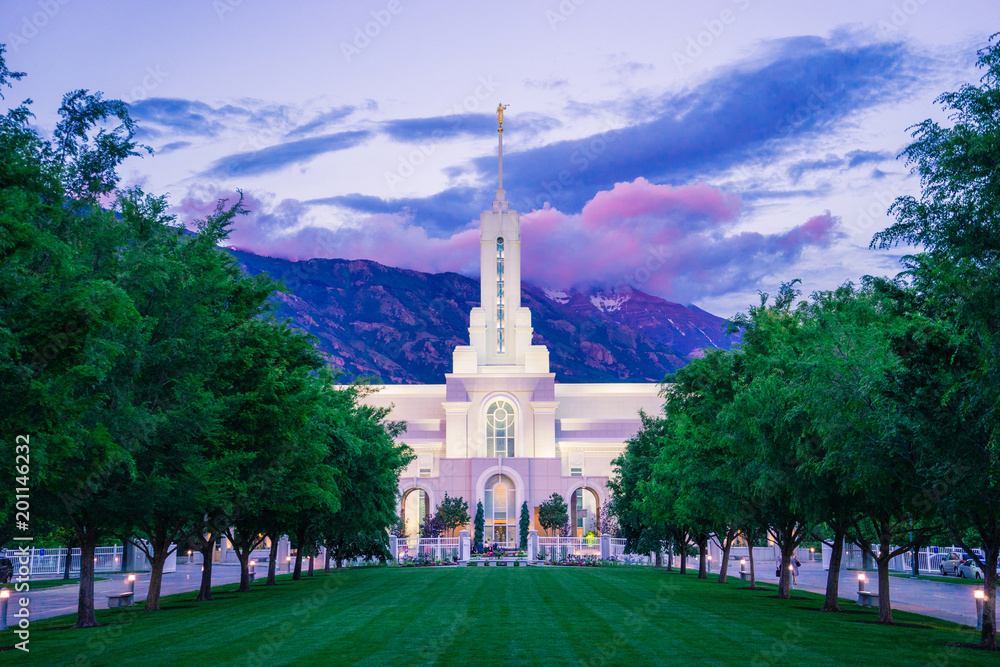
229, 249, 738, 384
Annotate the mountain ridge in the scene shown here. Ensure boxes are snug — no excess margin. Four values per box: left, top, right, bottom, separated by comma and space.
228, 248, 738, 384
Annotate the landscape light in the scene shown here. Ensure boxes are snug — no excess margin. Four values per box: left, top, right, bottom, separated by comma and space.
975, 589, 987, 630
128, 573, 136, 582
0, 589, 8, 631
858, 572, 866, 582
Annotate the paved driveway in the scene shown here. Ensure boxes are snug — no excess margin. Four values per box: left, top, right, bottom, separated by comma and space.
2, 562, 244, 625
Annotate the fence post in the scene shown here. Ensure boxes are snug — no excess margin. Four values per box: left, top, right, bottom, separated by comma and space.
389, 535, 398, 562
460, 530, 471, 562
528, 530, 538, 561
600, 535, 610, 561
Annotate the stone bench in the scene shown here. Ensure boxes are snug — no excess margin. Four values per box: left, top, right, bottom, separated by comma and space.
739, 571, 750, 581
857, 591, 879, 608
467, 558, 530, 567
107, 592, 134, 608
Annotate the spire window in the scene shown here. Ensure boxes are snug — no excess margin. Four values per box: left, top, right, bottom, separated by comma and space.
496, 237, 505, 353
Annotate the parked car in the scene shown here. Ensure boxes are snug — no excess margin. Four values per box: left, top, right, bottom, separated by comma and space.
939, 552, 969, 576
958, 559, 984, 579
0, 558, 12, 584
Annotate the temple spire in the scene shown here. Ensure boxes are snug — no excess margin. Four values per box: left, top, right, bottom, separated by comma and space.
496, 103, 508, 198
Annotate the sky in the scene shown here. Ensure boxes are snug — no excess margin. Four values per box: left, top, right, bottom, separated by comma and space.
2, 0, 996, 317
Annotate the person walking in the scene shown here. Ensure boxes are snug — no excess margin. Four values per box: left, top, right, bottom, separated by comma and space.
791, 556, 801, 585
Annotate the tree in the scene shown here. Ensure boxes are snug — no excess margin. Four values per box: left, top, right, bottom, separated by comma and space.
724, 282, 815, 599
474, 501, 485, 548
538, 493, 568, 538
871, 34, 1000, 646
0, 58, 154, 627
320, 386, 411, 570
609, 412, 673, 568
519, 501, 530, 549
434, 493, 471, 538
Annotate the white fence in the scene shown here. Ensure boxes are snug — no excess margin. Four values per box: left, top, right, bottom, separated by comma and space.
1, 544, 176, 578
840, 544, 985, 573
394, 537, 462, 563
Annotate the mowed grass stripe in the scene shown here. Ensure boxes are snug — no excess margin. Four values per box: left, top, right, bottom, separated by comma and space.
8, 566, 994, 666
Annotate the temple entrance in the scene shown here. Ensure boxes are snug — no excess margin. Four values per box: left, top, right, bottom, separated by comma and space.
572, 487, 599, 537
484, 473, 516, 547
402, 488, 429, 538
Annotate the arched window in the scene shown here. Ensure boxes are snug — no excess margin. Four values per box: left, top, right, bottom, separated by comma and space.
483, 474, 516, 545
402, 489, 428, 538
486, 400, 515, 457
496, 236, 505, 353
572, 488, 599, 536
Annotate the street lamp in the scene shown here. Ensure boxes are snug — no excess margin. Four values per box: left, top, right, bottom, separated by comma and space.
740, 558, 746, 574
0, 588, 9, 631
809, 547, 815, 561
858, 572, 867, 593
975, 590, 987, 631
127, 573, 136, 595
707, 555, 712, 574
287, 556, 292, 573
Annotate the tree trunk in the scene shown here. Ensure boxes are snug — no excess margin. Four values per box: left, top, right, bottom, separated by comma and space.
120, 538, 129, 572
307, 549, 315, 577
195, 537, 215, 601
293, 548, 304, 581
666, 540, 673, 571
876, 555, 893, 624
678, 545, 687, 575
654, 548, 663, 568
777, 544, 793, 599
142, 523, 174, 611
325, 545, 332, 573
335, 544, 344, 570
236, 550, 251, 593
63, 537, 75, 580
822, 529, 845, 613
697, 533, 708, 580
748, 539, 756, 590
73, 530, 99, 628
717, 528, 736, 584
980, 542, 998, 650
266, 535, 279, 586
144, 549, 168, 611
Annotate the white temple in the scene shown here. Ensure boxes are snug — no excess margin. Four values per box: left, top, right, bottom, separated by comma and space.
365, 106, 663, 543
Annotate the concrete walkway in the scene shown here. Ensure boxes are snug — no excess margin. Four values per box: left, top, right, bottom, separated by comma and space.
771, 560, 989, 627
2, 561, 249, 625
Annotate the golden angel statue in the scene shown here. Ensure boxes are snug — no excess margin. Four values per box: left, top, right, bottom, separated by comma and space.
497, 103, 509, 130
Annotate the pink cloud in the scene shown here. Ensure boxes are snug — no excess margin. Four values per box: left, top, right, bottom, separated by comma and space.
174, 178, 840, 304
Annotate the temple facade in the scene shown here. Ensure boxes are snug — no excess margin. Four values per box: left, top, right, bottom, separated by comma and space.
364, 110, 663, 543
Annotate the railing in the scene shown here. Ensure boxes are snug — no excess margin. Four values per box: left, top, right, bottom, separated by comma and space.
1, 546, 126, 577
0, 543, 181, 578
394, 537, 461, 563
842, 544, 986, 574
537, 536, 601, 560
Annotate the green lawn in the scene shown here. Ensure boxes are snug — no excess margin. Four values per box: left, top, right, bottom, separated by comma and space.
3, 566, 993, 666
